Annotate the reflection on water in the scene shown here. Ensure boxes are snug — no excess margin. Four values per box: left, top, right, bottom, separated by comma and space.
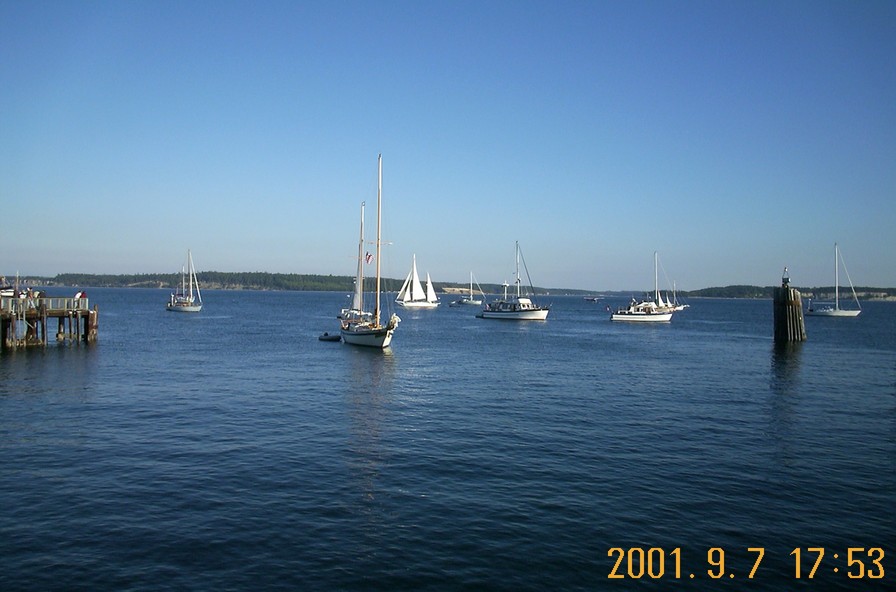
769, 341, 802, 395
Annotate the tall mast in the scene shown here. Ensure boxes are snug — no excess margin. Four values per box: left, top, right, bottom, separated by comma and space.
515, 241, 521, 298
654, 251, 659, 303
375, 154, 383, 326
187, 250, 194, 298
354, 202, 365, 312
834, 242, 840, 310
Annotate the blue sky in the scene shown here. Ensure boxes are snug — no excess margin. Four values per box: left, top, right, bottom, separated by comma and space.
2, 0, 894, 291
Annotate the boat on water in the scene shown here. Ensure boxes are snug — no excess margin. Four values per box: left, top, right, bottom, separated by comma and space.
476, 242, 549, 321
807, 243, 861, 317
340, 155, 401, 348
166, 250, 202, 313
670, 281, 689, 311
611, 251, 673, 322
450, 272, 484, 306
395, 255, 439, 308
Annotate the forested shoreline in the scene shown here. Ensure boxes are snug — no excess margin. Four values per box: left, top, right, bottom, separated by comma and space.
5, 272, 896, 300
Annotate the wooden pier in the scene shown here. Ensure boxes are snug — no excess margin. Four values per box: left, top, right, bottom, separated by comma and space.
0, 295, 98, 350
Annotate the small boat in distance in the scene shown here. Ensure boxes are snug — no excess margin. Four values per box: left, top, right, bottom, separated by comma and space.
450, 272, 484, 306
611, 251, 673, 322
476, 242, 549, 321
166, 250, 202, 313
807, 243, 861, 317
340, 155, 401, 348
395, 254, 440, 308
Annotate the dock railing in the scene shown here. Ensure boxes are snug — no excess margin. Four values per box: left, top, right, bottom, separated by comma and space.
0, 296, 90, 314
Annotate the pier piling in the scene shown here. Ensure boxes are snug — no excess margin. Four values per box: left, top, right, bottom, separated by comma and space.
773, 268, 806, 343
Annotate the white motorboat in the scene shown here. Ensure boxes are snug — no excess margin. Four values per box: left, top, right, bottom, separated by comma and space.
477, 242, 549, 321
611, 251, 673, 322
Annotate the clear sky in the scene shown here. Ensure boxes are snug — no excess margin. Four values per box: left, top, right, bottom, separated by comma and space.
2, 0, 894, 291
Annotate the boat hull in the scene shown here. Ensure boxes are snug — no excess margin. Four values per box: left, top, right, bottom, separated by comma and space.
166, 304, 202, 313
341, 326, 395, 348
476, 309, 549, 320
807, 308, 861, 317
450, 299, 482, 307
610, 311, 672, 322
395, 300, 439, 309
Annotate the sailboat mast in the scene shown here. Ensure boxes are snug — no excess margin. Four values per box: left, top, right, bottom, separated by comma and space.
187, 250, 194, 298
515, 241, 521, 298
375, 154, 383, 326
834, 242, 840, 310
654, 251, 659, 303
355, 202, 366, 311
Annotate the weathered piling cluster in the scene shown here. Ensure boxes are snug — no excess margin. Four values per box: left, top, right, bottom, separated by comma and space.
0, 295, 98, 350
773, 268, 806, 342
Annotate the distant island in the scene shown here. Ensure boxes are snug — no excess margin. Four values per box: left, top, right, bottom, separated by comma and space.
6, 273, 896, 300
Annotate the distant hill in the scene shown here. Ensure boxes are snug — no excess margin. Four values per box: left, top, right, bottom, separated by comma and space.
20, 272, 590, 296
9, 274, 896, 299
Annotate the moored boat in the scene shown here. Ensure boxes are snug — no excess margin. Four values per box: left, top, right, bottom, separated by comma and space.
476, 242, 549, 321
166, 250, 202, 313
340, 155, 401, 348
611, 251, 673, 323
395, 255, 439, 308
806, 243, 861, 317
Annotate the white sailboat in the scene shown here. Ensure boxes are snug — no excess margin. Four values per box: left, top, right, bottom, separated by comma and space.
450, 272, 484, 306
166, 249, 202, 313
395, 255, 439, 308
340, 154, 401, 348
611, 251, 673, 322
476, 242, 549, 320
807, 243, 861, 317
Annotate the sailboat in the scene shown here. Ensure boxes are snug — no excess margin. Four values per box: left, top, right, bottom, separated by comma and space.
166, 250, 202, 313
340, 154, 401, 347
611, 251, 673, 322
476, 242, 549, 320
807, 243, 861, 317
450, 272, 484, 306
395, 255, 439, 308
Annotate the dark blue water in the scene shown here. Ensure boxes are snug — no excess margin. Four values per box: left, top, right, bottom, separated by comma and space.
2, 289, 894, 591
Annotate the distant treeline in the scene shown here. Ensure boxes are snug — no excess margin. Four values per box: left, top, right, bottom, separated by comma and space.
687, 285, 896, 299
40, 272, 576, 295
15, 274, 896, 299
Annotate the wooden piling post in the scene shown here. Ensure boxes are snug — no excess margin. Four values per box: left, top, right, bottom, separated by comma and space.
773, 267, 806, 342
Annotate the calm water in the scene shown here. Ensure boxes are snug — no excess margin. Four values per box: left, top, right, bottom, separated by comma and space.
1, 289, 894, 591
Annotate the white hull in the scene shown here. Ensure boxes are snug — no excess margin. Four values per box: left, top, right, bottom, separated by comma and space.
611, 310, 672, 322
450, 298, 482, 307
477, 308, 549, 320
167, 303, 202, 313
341, 326, 395, 348
807, 308, 861, 317
396, 300, 439, 309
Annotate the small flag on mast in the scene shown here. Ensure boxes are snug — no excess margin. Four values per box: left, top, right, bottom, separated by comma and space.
365, 251, 373, 264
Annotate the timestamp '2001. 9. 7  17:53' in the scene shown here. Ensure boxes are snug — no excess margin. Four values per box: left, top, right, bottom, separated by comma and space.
607, 547, 886, 581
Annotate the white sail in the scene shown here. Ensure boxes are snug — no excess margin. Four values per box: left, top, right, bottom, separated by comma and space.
395, 254, 439, 308
425, 273, 438, 303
